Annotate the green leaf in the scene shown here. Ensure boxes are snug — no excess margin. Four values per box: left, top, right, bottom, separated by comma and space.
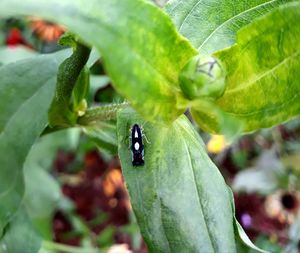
22, 129, 80, 238
190, 100, 244, 138
196, 2, 300, 133
0, 0, 197, 123
0, 46, 37, 65
227, 188, 269, 253
83, 121, 118, 155
0, 53, 64, 236
165, 0, 291, 54
25, 128, 81, 170
89, 75, 110, 103
24, 165, 61, 239
0, 207, 41, 253
117, 108, 236, 253
72, 67, 90, 116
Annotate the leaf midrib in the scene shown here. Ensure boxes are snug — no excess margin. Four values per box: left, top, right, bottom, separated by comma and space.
198, 0, 276, 50
218, 50, 300, 117
224, 50, 300, 94
177, 124, 216, 253
176, 0, 276, 50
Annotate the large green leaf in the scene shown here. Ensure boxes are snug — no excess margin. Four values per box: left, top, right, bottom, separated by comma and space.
117, 108, 236, 252
0, 54, 64, 236
165, 0, 290, 54
0, 46, 37, 65
192, 2, 300, 133
24, 129, 80, 239
24, 165, 61, 240
0, 207, 41, 253
0, 0, 197, 123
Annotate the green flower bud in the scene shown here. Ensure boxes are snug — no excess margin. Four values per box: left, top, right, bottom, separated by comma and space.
179, 55, 226, 100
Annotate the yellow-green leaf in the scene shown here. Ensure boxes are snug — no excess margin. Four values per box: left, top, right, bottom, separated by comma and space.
165, 0, 291, 54
193, 2, 300, 133
0, 0, 197, 123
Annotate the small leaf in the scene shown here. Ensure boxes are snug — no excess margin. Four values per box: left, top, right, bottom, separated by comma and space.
89, 75, 110, 102
0, 207, 41, 253
0, 0, 197, 123
83, 120, 118, 155
190, 100, 243, 138
117, 108, 236, 253
165, 0, 290, 54
72, 67, 90, 116
0, 53, 64, 236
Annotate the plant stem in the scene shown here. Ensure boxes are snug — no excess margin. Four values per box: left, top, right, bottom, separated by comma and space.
42, 240, 98, 253
78, 101, 129, 126
48, 39, 91, 127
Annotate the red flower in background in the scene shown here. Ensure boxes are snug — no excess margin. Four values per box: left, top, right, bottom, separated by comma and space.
6, 28, 25, 47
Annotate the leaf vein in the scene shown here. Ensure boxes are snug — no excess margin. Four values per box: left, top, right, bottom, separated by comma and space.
198, 0, 276, 50
178, 127, 216, 252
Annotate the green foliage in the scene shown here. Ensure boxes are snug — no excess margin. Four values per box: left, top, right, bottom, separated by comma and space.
0, 46, 37, 65
83, 120, 118, 155
24, 164, 61, 239
0, 0, 299, 252
48, 36, 91, 127
165, 0, 291, 54
118, 108, 236, 252
0, 207, 41, 253
0, 0, 197, 123
72, 67, 90, 116
194, 2, 300, 133
0, 54, 63, 236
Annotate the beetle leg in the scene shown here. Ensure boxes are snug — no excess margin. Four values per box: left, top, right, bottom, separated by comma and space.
142, 133, 151, 144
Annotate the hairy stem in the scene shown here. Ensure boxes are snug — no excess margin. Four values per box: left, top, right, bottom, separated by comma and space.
78, 101, 129, 126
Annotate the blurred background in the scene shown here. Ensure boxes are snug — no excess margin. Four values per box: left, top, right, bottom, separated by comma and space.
0, 4, 300, 253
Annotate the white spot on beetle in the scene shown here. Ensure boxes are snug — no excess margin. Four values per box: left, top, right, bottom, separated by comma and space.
135, 130, 138, 138
134, 142, 140, 150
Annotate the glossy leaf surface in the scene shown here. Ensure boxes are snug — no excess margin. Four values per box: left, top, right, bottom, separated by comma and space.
0, 0, 197, 123
192, 2, 300, 133
165, 0, 291, 54
117, 108, 236, 252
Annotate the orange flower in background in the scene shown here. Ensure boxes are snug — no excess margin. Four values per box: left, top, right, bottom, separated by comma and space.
103, 169, 124, 197
29, 18, 65, 42
103, 168, 131, 210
